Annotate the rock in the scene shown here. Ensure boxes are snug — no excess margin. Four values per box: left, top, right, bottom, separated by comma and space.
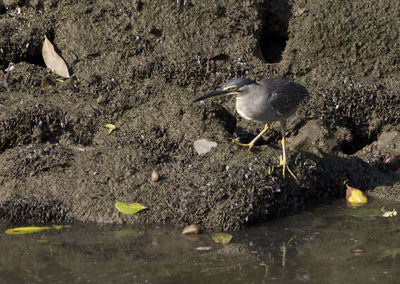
376, 130, 400, 155
194, 139, 217, 155
289, 120, 352, 154
182, 224, 200, 235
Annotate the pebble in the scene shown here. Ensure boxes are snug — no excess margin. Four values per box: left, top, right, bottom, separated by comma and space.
196, 246, 212, 252
182, 224, 200, 235
151, 170, 159, 182
194, 139, 217, 155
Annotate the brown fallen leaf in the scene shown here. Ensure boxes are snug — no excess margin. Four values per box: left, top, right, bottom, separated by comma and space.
42, 36, 70, 78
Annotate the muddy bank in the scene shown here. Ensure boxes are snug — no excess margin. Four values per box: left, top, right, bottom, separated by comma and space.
0, 0, 399, 230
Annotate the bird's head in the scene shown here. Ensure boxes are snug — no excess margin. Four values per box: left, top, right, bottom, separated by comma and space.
193, 78, 255, 102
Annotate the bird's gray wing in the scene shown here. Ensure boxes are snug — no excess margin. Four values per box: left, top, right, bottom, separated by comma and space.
257, 78, 309, 115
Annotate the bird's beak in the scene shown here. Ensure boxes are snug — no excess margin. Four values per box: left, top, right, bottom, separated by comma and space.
192, 88, 230, 102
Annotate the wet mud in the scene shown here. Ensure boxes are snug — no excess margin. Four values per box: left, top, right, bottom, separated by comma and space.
0, 0, 399, 230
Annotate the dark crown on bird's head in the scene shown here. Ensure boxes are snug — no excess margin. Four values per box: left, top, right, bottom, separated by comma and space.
222, 78, 255, 90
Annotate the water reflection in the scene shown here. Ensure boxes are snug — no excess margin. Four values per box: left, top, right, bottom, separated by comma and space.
0, 199, 399, 283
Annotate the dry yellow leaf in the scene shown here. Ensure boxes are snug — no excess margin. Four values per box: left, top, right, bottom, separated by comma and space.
105, 124, 117, 134
41, 76, 49, 88
5, 225, 70, 235
42, 36, 70, 78
346, 184, 368, 207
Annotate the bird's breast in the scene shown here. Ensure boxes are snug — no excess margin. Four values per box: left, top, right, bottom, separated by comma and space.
235, 94, 277, 124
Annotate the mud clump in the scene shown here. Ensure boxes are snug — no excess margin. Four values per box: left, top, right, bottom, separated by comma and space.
0, 1, 399, 230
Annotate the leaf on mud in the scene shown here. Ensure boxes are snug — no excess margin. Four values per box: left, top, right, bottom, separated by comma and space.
42, 35, 70, 78
115, 201, 147, 215
182, 224, 200, 235
105, 124, 117, 134
57, 76, 75, 89
193, 139, 217, 155
346, 184, 368, 207
212, 232, 232, 246
4, 225, 69, 235
41, 76, 49, 88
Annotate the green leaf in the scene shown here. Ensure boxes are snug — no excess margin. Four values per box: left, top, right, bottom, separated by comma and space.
115, 201, 147, 215
212, 232, 233, 246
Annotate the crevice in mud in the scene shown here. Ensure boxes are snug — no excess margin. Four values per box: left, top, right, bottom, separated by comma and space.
0, 3, 6, 15
12, 30, 56, 69
340, 131, 378, 155
23, 47, 46, 68
256, 1, 291, 63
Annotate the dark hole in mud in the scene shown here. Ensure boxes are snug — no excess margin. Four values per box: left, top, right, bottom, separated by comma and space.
0, 4, 6, 14
256, 2, 291, 63
23, 46, 46, 68
258, 31, 288, 63
22, 31, 56, 68
150, 27, 163, 38
340, 132, 378, 155
210, 54, 230, 61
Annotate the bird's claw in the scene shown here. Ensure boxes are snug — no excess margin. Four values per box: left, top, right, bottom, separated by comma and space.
278, 155, 297, 180
232, 138, 254, 151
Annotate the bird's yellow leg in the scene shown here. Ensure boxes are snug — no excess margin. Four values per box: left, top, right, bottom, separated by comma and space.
232, 124, 269, 150
278, 136, 297, 179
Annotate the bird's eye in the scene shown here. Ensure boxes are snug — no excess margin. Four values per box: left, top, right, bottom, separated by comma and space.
230, 86, 237, 91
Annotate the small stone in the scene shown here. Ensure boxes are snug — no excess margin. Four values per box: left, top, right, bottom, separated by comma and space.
196, 246, 212, 252
182, 224, 200, 235
194, 139, 217, 155
151, 170, 159, 182
96, 95, 106, 104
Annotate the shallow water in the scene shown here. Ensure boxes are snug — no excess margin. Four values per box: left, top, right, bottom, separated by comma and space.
1, 198, 400, 284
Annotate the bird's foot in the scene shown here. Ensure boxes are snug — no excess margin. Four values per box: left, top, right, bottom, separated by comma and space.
278, 155, 297, 180
232, 138, 255, 151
